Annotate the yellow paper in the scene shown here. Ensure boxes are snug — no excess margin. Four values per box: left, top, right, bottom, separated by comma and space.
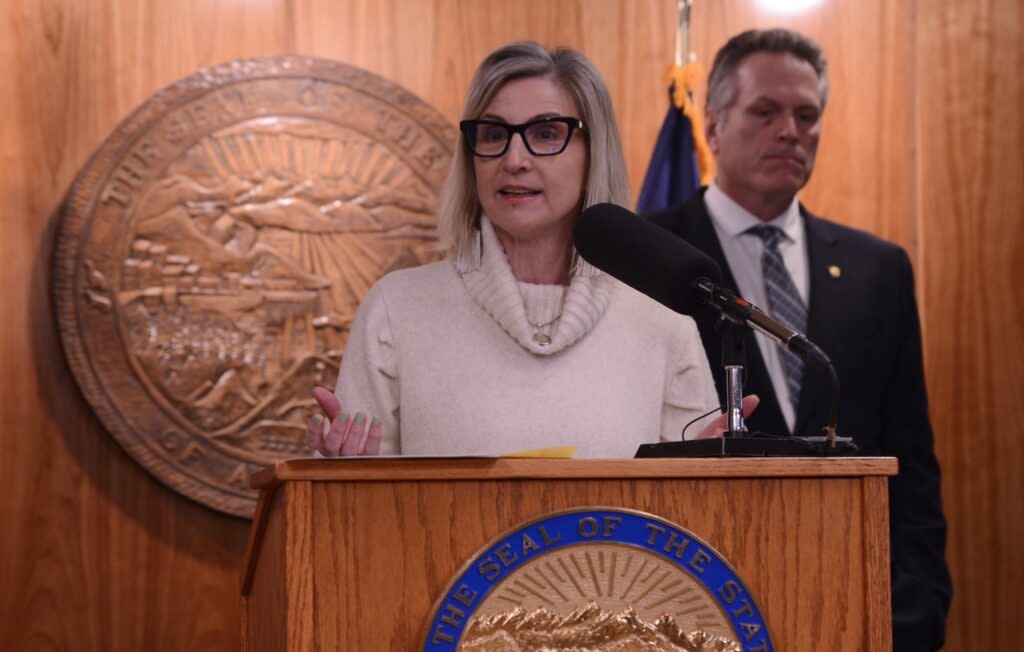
500, 446, 577, 459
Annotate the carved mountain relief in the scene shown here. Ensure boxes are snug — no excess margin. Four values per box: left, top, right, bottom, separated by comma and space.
54, 57, 455, 516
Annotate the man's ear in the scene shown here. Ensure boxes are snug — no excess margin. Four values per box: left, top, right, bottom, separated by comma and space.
705, 108, 721, 154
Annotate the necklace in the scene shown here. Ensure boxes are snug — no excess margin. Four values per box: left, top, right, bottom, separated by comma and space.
530, 313, 561, 346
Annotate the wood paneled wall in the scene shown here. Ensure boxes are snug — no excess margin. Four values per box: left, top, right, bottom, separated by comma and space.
916, 0, 1024, 645
1, 0, 1019, 649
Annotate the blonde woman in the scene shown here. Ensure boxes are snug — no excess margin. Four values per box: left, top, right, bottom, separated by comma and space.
307, 41, 751, 457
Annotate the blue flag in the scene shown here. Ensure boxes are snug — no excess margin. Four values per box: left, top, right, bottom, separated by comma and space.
636, 64, 712, 212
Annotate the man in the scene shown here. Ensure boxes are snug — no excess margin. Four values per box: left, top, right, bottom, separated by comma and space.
645, 29, 952, 650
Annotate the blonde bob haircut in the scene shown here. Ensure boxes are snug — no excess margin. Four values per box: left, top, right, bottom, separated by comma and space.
437, 41, 630, 258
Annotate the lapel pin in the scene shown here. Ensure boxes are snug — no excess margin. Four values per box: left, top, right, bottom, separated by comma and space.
828, 265, 841, 278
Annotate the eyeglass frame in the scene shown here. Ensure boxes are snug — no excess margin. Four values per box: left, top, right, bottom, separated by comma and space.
459, 116, 587, 158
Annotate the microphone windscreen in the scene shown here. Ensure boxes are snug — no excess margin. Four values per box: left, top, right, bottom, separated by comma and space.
573, 203, 722, 315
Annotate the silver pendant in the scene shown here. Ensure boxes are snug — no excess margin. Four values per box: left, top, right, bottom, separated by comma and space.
533, 332, 552, 345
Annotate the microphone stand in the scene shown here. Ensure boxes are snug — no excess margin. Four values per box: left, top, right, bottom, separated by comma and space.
720, 318, 749, 439
723, 365, 747, 437
635, 315, 858, 458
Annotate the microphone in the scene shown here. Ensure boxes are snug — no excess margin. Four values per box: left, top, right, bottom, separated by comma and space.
573, 202, 829, 365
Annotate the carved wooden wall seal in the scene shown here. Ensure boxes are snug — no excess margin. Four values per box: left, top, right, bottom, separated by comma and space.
53, 56, 455, 517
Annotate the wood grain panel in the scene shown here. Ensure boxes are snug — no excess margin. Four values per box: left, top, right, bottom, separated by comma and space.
279, 473, 888, 650
251, 456, 899, 488
915, 0, 1024, 649
243, 489, 287, 652
862, 477, 893, 649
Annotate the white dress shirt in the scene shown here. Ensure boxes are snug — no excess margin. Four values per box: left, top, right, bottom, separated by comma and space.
704, 183, 809, 432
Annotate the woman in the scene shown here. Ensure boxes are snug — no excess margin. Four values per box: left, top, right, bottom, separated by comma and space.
307, 41, 750, 457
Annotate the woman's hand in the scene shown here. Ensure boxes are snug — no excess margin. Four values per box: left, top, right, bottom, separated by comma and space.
305, 386, 384, 456
695, 395, 760, 439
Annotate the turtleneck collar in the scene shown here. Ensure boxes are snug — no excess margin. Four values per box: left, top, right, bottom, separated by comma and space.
455, 217, 616, 355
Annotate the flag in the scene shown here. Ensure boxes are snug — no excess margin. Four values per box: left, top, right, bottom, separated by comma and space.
636, 63, 714, 212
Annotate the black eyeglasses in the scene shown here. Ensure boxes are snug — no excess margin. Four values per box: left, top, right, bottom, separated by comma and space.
459, 116, 586, 157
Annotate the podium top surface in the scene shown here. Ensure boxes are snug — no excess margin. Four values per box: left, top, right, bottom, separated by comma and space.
250, 456, 898, 490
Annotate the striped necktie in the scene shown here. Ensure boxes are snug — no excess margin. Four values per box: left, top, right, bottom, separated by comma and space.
746, 224, 807, 412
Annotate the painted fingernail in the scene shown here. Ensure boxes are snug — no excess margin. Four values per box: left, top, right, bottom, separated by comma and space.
354, 412, 366, 425
371, 416, 380, 428
338, 411, 348, 424
311, 414, 323, 428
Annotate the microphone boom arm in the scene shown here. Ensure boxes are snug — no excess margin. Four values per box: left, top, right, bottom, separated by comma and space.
694, 279, 830, 364
693, 278, 841, 447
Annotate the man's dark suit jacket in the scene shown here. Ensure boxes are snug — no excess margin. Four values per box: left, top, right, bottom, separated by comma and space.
647, 189, 952, 651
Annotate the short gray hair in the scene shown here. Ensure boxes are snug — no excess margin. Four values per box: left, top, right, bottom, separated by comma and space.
437, 41, 630, 257
706, 28, 829, 115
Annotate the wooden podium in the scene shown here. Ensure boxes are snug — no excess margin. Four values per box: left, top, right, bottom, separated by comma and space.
241, 457, 896, 650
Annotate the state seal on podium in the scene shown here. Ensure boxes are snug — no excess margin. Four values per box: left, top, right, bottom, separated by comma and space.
424, 508, 772, 651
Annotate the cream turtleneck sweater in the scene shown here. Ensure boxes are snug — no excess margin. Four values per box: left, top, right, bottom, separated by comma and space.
334, 217, 720, 457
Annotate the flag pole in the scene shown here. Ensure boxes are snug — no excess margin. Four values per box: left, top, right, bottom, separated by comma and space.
670, 0, 713, 185
636, 0, 711, 211
675, 0, 694, 66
